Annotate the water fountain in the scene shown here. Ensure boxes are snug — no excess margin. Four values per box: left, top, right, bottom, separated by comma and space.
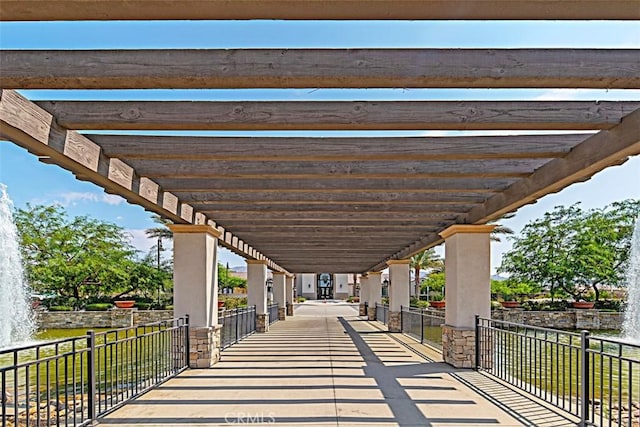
622, 215, 640, 342
0, 184, 36, 349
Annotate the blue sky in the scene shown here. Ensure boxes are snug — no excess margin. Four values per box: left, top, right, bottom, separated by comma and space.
1, 20, 638, 271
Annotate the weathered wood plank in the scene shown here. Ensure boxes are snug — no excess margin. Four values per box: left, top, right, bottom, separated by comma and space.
212, 212, 458, 220
198, 204, 472, 213
0, 90, 285, 272
4, 50, 639, 89
90, 134, 584, 160
2, 1, 638, 21
180, 191, 488, 204
36, 101, 640, 131
156, 177, 517, 193
126, 158, 548, 178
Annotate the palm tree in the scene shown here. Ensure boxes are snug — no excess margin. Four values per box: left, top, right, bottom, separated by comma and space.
490, 212, 516, 242
145, 214, 173, 268
409, 249, 444, 297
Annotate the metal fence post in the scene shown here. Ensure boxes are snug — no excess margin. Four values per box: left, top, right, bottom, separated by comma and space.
184, 315, 190, 368
475, 315, 480, 370
87, 330, 96, 422
421, 309, 425, 344
580, 330, 590, 426
400, 306, 404, 332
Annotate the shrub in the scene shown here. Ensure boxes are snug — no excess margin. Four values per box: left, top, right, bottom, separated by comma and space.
164, 305, 174, 310
412, 300, 430, 309
135, 302, 153, 310
85, 303, 113, 311
296, 297, 306, 303
49, 305, 73, 311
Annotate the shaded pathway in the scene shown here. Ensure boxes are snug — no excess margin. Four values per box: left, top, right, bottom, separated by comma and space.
101, 302, 576, 426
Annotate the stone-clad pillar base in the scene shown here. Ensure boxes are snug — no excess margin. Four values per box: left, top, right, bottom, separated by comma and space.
278, 307, 286, 321
442, 325, 478, 369
359, 303, 368, 317
257, 313, 269, 332
189, 325, 222, 368
286, 303, 294, 316
388, 311, 401, 332
367, 306, 376, 321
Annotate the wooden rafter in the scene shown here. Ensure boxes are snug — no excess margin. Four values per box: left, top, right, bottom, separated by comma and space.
36, 100, 640, 131
3, 49, 639, 89
1, 0, 639, 21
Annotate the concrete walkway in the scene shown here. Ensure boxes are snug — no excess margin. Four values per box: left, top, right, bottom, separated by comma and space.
101, 301, 578, 426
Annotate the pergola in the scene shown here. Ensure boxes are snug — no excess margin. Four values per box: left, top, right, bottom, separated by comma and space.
1, 0, 639, 367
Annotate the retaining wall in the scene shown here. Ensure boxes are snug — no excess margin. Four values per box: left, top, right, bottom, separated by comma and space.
36, 309, 174, 329
492, 309, 623, 330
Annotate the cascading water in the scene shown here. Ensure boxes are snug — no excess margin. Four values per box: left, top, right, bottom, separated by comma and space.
0, 184, 36, 348
622, 215, 640, 342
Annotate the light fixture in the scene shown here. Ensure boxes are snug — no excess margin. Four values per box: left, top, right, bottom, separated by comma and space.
308, 283, 311, 289
383, 279, 389, 287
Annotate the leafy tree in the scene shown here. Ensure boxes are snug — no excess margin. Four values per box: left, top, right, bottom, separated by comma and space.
499, 200, 640, 301
218, 263, 246, 289
15, 204, 136, 302
420, 271, 445, 297
410, 248, 444, 296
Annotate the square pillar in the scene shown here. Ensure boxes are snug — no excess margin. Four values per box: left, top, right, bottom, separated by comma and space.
359, 275, 369, 316
247, 260, 269, 332
286, 274, 295, 316
367, 272, 382, 320
273, 272, 287, 320
387, 260, 410, 332
440, 224, 495, 368
168, 224, 222, 368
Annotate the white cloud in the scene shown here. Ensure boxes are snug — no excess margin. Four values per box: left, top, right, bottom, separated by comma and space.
54, 191, 125, 207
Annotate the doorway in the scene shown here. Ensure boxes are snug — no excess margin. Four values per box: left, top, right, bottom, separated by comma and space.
317, 273, 333, 299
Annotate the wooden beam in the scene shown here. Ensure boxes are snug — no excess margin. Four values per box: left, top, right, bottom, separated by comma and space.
156, 177, 517, 193
36, 101, 640, 131
126, 158, 548, 179
212, 212, 458, 221
180, 191, 488, 204
0, 89, 287, 273
2, 1, 638, 21
90, 134, 583, 161
198, 204, 472, 213
4, 49, 639, 89
373, 107, 640, 270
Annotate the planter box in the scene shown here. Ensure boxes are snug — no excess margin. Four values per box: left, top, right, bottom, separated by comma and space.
572, 301, 595, 309
429, 301, 446, 309
114, 300, 135, 309
501, 301, 521, 309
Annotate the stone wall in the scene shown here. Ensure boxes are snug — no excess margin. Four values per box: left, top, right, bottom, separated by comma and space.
36, 309, 174, 329
441, 325, 475, 368
492, 309, 623, 330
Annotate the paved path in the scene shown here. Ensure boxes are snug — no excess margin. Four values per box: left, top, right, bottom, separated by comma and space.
101, 302, 578, 426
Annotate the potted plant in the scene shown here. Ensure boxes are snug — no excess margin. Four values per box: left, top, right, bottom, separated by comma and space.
572, 292, 596, 309
500, 290, 520, 308
429, 292, 445, 309
114, 299, 136, 309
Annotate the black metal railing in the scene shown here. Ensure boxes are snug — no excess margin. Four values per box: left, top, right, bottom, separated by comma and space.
400, 306, 445, 350
218, 306, 257, 349
268, 303, 279, 325
1, 317, 189, 427
476, 316, 640, 426
375, 303, 388, 325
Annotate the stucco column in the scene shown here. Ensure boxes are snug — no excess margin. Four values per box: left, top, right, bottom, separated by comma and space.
367, 272, 382, 320
440, 224, 495, 368
247, 260, 269, 332
286, 274, 295, 316
168, 224, 222, 368
273, 272, 287, 320
359, 275, 369, 316
387, 260, 410, 332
